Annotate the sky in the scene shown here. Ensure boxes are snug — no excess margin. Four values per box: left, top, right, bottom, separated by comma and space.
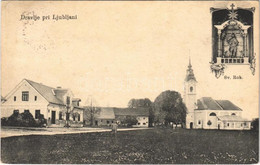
1, 1, 259, 119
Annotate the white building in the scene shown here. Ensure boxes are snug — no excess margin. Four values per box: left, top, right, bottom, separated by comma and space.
94, 107, 149, 127
1, 79, 84, 127
183, 61, 251, 130
183, 59, 197, 129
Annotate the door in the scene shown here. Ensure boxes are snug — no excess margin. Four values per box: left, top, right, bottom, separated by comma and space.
190, 122, 193, 129
51, 111, 56, 124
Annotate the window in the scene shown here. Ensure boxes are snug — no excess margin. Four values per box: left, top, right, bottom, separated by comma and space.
66, 113, 69, 120
107, 120, 110, 124
143, 117, 145, 120
190, 86, 193, 92
112, 121, 114, 123
198, 120, 201, 124
22, 91, 29, 101
73, 115, 76, 121
231, 113, 236, 116
66, 96, 70, 105
14, 96, 16, 101
13, 110, 19, 114
78, 115, 80, 121
138, 123, 140, 125
209, 112, 216, 116
35, 96, 37, 101
227, 123, 229, 127
24, 110, 29, 113
143, 123, 146, 125
35, 110, 40, 119
59, 112, 63, 120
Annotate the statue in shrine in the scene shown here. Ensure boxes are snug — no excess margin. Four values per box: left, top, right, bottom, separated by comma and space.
227, 33, 239, 58
211, 3, 255, 78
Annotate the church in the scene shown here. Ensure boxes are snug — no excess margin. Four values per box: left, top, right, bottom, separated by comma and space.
183, 60, 251, 130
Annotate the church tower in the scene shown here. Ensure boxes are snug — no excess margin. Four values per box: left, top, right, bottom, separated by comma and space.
183, 58, 197, 129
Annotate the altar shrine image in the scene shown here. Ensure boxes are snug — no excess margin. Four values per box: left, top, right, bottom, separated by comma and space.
210, 4, 255, 76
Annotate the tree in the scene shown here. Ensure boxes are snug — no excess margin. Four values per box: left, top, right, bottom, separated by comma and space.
84, 95, 99, 126
127, 98, 152, 108
127, 98, 154, 127
153, 90, 187, 127
121, 116, 138, 127
84, 106, 100, 126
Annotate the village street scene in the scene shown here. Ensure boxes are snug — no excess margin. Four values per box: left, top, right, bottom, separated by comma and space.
1, 59, 259, 164
1, 1, 259, 164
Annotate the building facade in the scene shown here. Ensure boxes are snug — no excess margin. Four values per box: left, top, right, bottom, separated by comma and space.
194, 97, 251, 130
184, 61, 251, 130
1, 79, 84, 127
94, 107, 149, 127
114, 108, 149, 127
183, 59, 197, 129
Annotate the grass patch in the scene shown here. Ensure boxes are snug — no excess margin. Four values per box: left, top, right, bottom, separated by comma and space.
1, 128, 258, 164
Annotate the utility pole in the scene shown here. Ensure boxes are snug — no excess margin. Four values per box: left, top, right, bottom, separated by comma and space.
65, 96, 70, 128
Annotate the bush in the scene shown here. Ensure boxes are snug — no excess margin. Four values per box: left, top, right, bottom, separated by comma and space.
35, 114, 47, 127
5, 112, 23, 126
1, 111, 46, 127
121, 116, 138, 127
1, 117, 8, 126
251, 118, 259, 131
20, 111, 37, 127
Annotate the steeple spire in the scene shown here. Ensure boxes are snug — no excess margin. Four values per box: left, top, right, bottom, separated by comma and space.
185, 58, 197, 82
188, 56, 192, 69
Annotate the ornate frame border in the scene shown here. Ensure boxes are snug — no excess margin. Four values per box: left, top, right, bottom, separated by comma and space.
210, 4, 256, 78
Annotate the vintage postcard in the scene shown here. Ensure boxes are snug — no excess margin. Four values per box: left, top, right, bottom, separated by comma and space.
1, 1, 259, 164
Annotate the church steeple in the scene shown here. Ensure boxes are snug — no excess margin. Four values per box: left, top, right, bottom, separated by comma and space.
189, 56, 191, 67
185, 57, 197, 82
183, 58, 197, 129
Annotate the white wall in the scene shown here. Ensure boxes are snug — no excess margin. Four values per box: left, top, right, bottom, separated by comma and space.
136, 116, 149, 127
47, 104, 66, 120
184, 79, 197, 129
194, 111, 204, 129
186, 112, 195, 129
71, 108, 84, 122
194, 110, 244, 129
1, 80, 49, 118
220, 121, 251, 130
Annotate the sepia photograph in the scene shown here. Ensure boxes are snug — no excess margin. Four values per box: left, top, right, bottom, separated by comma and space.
1, 1, 259, 164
